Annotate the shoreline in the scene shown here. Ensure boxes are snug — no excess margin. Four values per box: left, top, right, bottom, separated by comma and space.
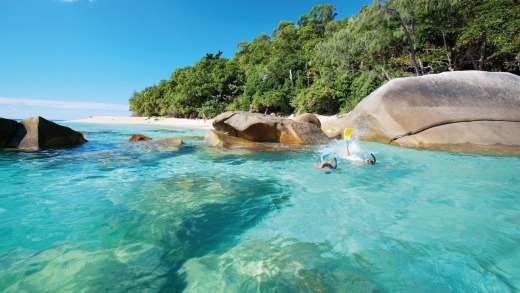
67, 116, 214, 130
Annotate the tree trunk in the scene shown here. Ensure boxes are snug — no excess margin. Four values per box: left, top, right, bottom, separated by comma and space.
418, 55, 425, 74
383, 7, 422, 76
479, 33, 487, 71
409, 48, 421, 76
442, 30, 453, 71
467, 45, 479, 70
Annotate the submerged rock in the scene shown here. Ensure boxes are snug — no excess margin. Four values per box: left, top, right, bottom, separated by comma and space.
7, 116, 87, 149
321, 71, 520, 154
0, 118, 19, 147
147, 138, 183, 147
212, 111, 328, 144
129, 138, 184, 154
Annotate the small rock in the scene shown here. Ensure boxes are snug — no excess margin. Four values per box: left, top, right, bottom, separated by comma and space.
129, 134, 152, 142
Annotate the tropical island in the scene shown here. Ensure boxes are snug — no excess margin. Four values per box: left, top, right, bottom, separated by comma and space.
2, 2, 520, 292
129, 1, 519, 120
125, 1, 520, 154
3, 2, 519, 154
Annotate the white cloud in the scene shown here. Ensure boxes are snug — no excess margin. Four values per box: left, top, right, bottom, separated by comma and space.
0, 97, 128, 111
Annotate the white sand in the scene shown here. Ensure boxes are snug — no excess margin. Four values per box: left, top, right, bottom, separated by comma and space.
67, 116, 214, 129
67, 114, 337, 130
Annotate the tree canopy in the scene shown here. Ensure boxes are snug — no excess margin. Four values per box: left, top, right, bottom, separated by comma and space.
130, 2, 519, 118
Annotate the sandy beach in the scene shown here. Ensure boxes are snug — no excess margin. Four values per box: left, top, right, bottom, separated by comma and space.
67, 116, 214, 129
67, 114, 340, 130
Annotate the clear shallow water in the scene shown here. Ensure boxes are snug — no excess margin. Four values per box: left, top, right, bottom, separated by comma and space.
0, 122, 519, 292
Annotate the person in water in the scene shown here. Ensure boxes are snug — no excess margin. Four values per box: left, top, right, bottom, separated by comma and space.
344, 140, 376, 165
363, 153, 376, 165
314, 148, 338, 173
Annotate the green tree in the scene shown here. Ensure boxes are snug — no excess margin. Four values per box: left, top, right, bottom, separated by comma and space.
455, 0, 519, 71
131, 2, 519, 118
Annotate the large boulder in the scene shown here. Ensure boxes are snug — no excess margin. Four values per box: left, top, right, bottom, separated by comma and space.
212, 111, 328, 144
293, 113, 321, 128
0, 118, 19, 147
205, 129, 278, 151
204, 129, 309, 152
321, 71, 520, 153
9, 116, 87, 149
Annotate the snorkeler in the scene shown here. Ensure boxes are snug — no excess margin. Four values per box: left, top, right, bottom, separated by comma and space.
364, 153, 376, 165
345, 140, 376, 165
314, 147, 338, 173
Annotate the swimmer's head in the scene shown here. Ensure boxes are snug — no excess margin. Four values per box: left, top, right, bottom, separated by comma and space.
322, 163, 334, 174
322, 163, 334, 170
365, 153, 376, 165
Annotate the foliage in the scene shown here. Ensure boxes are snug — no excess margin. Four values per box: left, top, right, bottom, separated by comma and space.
129, 2, 519, 118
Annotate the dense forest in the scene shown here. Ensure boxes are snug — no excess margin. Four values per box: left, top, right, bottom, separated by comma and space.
129, 0, 520, 118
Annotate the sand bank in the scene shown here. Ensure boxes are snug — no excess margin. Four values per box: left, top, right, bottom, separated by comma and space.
67, 116, 214, 129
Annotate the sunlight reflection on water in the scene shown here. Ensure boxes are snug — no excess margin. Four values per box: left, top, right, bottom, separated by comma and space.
0, 122, 519, 292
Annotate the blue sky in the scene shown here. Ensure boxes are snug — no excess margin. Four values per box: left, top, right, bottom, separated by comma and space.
0, 0, 372, 120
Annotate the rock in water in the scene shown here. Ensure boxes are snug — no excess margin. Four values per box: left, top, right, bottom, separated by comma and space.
9, 116, 87, 149
212, 111, 328, 144
0, 118, 19, 147
204, 129, 310, 152
321, 71, 520, 154
129, 134, 152, 142
205, 129, 276, 151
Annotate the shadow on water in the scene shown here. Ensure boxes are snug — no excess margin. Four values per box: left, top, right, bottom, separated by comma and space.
129, 174, 292, 292
0, 170, 291, 291
118, 144, 197, 168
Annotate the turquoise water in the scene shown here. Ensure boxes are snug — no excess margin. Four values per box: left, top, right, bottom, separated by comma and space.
1, 122, 519, 292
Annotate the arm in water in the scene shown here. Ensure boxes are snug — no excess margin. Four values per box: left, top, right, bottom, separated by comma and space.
345, 140, 376, 165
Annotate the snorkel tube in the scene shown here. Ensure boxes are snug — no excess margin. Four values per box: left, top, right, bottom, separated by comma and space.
370, 153, 376, 164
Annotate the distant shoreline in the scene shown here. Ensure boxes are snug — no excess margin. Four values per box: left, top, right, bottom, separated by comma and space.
67, 116, 214, 130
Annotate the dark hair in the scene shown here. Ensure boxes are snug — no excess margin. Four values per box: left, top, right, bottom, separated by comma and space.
322, 163, 334, 169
